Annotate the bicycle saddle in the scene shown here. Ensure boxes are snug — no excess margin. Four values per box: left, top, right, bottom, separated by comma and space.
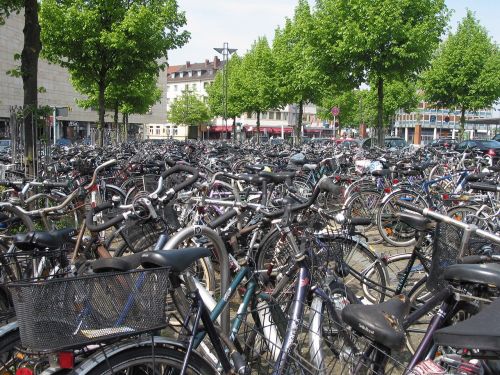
140, 248, 212, 273
397, 212, 433, 232
258, 171, 296, 184
13, 228, 76, 251
434, 297, 500, 351
244, 164, 265, 172
443, 263, 500, 289
341, 294, 410, 350
91, 252, 144, 273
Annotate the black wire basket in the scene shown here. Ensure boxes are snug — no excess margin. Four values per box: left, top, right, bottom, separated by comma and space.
7, 267, 170, 352
427, 222, 500, 292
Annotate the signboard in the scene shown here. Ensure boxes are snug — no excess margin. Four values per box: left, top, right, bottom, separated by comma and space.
331, 107, 340, 116
430, 115, 436, 123
444, 116, 450, 123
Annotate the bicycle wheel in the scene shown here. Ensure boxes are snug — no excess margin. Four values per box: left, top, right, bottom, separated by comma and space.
84, 345, 216, 375
343, 189, 383, 245
383, 252, 429, 298
0, 329, 21, 374
376, 189, 429, 247
340, 237, 387, 304
447, 205, 492, 230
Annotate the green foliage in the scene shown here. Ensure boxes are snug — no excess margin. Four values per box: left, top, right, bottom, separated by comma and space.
239, 37, 278, 117
207, 54, 244, 119
168, 89, 210, 127
0, 0, 21, 25
312, 0, 448, 142
40, 0, 189, 143
421, 11, 500, 132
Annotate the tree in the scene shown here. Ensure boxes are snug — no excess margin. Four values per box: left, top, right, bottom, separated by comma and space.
239, 37, 278, 142
206, 54, 244, 139
40, 0, 189, 146
312, 0, 448, 146
273, 0, 323, 144
421, 11, 500, 136
1, 0, 41, 176
168, 89, 210, 130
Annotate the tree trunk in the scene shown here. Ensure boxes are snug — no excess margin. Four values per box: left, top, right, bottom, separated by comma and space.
256, 111, 260, 144
97, 79, 106, 147
124, 113, 128, 141
296, 101, 303, 145
376, 76, 384, 147
232, 117, 236, 142
459, 106, 466, 140
113, 103, 119, 145
22, 0, 41, 177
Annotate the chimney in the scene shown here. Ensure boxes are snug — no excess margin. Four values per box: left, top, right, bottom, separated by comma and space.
213, 56, 220, 69
186, 61, 190, 68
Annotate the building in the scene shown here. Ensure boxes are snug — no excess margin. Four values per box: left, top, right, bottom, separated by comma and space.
394, 101, 496, 144
0, 12, 168, 144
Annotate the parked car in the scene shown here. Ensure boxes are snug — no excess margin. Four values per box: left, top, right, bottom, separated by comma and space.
455, 139, 500, 164
310, 137, 333, 145
429, 138, 457, 149
55, 138, 72, 146
362, 137, 407, 150
493, 134, 500, 142
0, 139, 11, 153
334, 137, 361, 149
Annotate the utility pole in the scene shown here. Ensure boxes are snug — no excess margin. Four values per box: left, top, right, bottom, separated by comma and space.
214, 43, 237, 141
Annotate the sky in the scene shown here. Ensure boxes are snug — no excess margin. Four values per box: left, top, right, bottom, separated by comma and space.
168, 0, 500, 66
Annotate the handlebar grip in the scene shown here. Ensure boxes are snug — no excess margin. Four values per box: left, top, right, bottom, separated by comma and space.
395, 200, 425, 215
208, 208, 239, 229
44, 181, 69, 188
85, 202, 125, 232
460, 255, 489, 264
347, 217, 372, 226
468, 182, 500, 193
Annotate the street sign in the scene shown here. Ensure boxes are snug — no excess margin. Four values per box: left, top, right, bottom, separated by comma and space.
444, 116, 450, 123
331, 107, 340, 116
430, 115, 436, 123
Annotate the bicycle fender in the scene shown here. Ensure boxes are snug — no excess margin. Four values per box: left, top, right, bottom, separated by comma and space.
40, 336, 216, 375
379, 188, 422, 205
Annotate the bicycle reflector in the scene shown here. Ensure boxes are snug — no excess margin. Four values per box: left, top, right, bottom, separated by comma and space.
487, 149, 496, 156
16, 369, 33, 375
58, 352, 74, 369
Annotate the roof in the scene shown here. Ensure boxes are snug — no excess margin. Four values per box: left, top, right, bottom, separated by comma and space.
166, 57, 224, 83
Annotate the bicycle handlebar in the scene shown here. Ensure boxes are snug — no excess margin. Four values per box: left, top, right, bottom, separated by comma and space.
468, 182, 500, 193
85, 159, 117, 189
85, 202, 125, 232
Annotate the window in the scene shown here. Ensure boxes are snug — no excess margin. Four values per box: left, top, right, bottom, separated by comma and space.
179, 72, 184, 78
155, 126, 160, 135
149, 127, 153, 135
173, 126, 178, 135
275, 112, 281, 120
162, 127, 166, 134
269, 112, 274, 120
188, 71, 193, 77
170, 73, 175, 79
198, 71, 202, 77
192, 83, 196, 90
174, 85, 178, 92
283, 113, 288, 121
261, 112, 268, 119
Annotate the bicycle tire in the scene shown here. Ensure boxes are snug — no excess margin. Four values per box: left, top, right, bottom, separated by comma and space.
343, 189, 384, 245
84, 345, 217, 375
376, 189, 429, 247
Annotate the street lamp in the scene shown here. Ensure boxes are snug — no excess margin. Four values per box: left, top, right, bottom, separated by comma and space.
214, 43, 237, 141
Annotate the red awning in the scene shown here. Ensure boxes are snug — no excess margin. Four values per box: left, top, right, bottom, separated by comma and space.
208, 126, 232, 132
243, 126, 293, 134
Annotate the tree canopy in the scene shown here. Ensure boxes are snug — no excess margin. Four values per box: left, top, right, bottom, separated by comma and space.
273, 0, 323, 143
168, 89, 210, 127
421, 10, 500, 135
238, 37, 278, 141
312, 0, 448, 145
40, 0, 189, 146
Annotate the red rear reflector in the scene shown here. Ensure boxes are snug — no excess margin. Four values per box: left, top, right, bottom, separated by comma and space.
58, 352, 74, 369
16, 369, 34, 375
443, 194, 449, 200
384, 187, 391, 193
487, 149, 496, 156
392, 179, 399, 184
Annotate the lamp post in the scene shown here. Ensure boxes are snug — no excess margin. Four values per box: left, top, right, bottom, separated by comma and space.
214, 43, 237, 141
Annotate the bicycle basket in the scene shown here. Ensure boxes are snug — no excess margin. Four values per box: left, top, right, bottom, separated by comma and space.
427, 222, 500, 292
8, 267, 170, 352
